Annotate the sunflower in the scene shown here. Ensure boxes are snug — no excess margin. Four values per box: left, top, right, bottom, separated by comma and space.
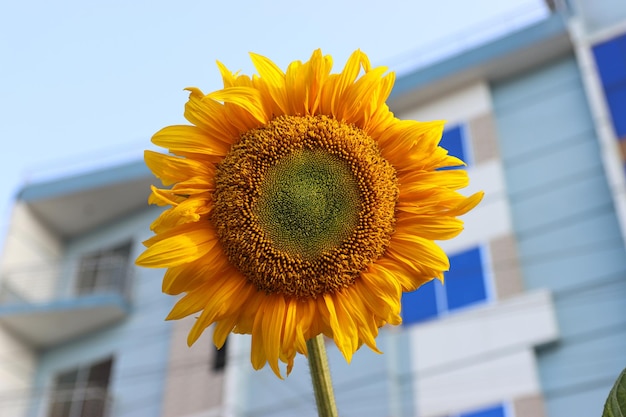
136, 49, 483, 377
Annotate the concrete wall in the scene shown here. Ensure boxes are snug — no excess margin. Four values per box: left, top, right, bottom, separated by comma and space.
0, 202, 65, 417
0, 202, 63, 302
161, 318, 226, 417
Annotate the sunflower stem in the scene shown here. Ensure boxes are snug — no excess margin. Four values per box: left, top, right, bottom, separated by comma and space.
306, 334, 338, 417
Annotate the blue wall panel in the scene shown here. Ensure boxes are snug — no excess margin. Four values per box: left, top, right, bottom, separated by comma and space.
492, 56, 626, 417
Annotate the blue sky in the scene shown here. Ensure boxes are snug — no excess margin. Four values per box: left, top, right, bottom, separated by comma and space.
0, 0, 547, 243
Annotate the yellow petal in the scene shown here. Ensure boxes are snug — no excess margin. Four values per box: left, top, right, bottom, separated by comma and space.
379, 120, 444, 162
183, 87, 240, 144
207, 87, 268, 125
249, 52, 289, 114
284, 59, 306, 115
377, 257, 435, 293
387, 232, 450, 275
150, 196, 211, 234
262, 295, 286, 378
186, 275, 252, 345
337, 66, 388, 126
148, 185, 180, 207
329, 49, 367, 116
250, 301, 268, 370
213, 315, 238, 349
451, 191, 484, 215
161, 248, 227, 295
281, 299, 298, 374
152, 125, 231, 157
322, 294, 356, 363
166, 281, 214, 320
136, 225, 218, 268
341, 287, 381, 353
395, 212, 464, 240
144, 150, 214, 187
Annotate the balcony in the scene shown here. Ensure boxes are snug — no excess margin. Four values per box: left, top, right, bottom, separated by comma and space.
0, 249, 132, 348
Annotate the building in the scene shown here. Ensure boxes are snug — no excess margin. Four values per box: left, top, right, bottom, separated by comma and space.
0, 161, 231, 417
1, 1, 626, 416
231, 1, 626, 417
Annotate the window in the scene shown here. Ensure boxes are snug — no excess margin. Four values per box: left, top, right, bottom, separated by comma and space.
401, 246, 488, 325
453, 403, 506, 417
439, 124, 471, 167
593, 34, 626, 139
76, 242, 131, 296
213, 339, 228, 372
48, 357, 113, 417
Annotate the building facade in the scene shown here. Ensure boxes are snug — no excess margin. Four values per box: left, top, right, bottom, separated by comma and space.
1, 1, 626, 416
231, 2, 626, 417
0, 161, 230, 417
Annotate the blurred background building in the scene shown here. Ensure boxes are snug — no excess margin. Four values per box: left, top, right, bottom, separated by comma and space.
1, 0, 625, 416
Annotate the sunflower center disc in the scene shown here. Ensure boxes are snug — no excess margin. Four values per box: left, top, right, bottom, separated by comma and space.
257, 150, 360, 259
212, 114, 398, 298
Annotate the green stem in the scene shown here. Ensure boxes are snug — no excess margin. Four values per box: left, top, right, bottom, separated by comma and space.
306, 334, 339, 417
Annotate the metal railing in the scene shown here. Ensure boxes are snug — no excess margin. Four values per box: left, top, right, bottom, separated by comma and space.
0, 255, 133, 307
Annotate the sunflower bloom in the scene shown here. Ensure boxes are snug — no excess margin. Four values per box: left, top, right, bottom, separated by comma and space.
136, 49, 483, 377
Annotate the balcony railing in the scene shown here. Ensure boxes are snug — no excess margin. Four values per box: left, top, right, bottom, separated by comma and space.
0, 254, 133, 307
0, 255, 133, 347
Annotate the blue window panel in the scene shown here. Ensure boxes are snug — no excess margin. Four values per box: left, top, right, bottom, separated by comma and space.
606, 86, 626, 138
439, 125, 467, 165
401, 279, 438, 325
444, 247, 486, 311
593, 34, 626, 88
459, 404, 505, 417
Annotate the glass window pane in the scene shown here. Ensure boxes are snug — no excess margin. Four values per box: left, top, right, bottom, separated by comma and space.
401, 279, 438, 325
48, 358, 113, 417
81, 398, 106, 417
87, 358, 112, 387
47, 400, 72, 417
55, 369, 78, 387
445, 246, 487, 311
49, 369, 78, 417
213, 339, 228, 372
592, 35, 626, 88
606, 86, 626, 138
439, 125, 467, 166
76, 242, 131, 295
459, 403, 505, 417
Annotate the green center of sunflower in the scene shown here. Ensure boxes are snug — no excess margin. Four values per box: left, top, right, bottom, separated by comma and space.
256, 150, 360, 260
212, 114, 398, 299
